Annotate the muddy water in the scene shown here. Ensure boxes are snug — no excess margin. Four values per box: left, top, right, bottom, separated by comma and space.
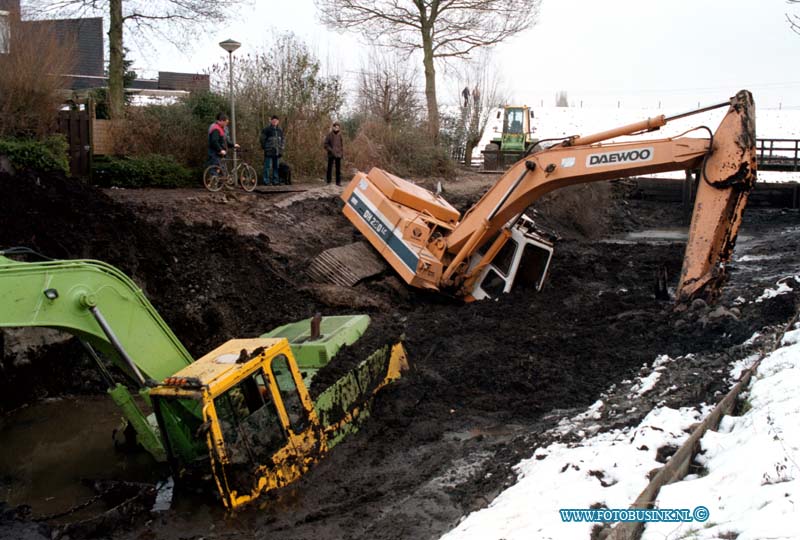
0, 396, 162, 517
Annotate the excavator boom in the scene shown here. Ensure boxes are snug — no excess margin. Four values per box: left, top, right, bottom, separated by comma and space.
336, 90, 757, 303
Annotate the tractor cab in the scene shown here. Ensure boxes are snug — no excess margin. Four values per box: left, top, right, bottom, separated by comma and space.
151, 338, 326, 509
484, 105, 538, 169
496, 105, 535, 152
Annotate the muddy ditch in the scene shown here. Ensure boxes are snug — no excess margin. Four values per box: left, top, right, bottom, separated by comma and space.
1, 170, 798, 540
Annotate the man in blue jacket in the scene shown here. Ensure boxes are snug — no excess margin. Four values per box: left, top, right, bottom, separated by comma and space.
260, 116, 284, 186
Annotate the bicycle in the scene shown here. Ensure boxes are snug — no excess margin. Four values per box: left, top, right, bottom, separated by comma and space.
203, 150, 258, 193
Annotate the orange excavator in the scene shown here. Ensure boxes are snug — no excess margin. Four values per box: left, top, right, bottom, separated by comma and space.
313, 90, 756, 303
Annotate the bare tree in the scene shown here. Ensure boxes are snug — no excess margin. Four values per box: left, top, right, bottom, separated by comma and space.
30, 0, 245, 118
316, 0, 541, 142
357, 50, 421, 125
555, 90, 569, 107
789, 0, 800, 34
456, 52, 504, 166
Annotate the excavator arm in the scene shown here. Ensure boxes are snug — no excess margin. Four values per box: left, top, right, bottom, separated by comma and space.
0, 253, 194, 459
338, 90, 756, 303
0, 254, 193, 380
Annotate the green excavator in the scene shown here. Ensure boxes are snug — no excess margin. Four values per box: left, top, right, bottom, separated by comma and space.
0, 250, 407, 510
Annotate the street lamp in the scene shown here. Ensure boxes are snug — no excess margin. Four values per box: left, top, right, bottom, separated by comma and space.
219, 39, 241, 171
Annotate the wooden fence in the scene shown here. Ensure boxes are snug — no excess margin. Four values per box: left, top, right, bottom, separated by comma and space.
756, 138, 800, 171
56, 108, 91, 177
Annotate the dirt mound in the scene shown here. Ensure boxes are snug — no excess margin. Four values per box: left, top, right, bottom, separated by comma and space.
0, 171, 322, 409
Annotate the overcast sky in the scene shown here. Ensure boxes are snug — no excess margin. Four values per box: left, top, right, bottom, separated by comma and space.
116, 0, 800, 110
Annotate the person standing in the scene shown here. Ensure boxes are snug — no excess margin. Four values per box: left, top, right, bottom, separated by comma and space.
208, 113, 233, 168
323, 122, 344, 186
260, 116, 284, 186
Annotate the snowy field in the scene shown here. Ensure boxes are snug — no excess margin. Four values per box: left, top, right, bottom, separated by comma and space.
441, 279, 800, 540
476, 105, 800, 182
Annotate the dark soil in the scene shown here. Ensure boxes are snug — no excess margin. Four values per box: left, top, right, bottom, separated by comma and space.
1, 169, 798, 540
0, 171, 323, 410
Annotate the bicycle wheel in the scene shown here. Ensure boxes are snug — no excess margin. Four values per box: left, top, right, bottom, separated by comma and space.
224, 167, 237, 189
238, 163, 258, 192
203, 165, 224, 192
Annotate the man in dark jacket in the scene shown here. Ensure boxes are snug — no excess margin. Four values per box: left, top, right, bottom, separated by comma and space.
208, 113, 234, 168
323, 122, 344, 186
260, 116, 284, 186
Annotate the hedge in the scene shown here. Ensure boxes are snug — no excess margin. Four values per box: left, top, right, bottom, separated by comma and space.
92, 154, 196, 188
0, 136, 69, 175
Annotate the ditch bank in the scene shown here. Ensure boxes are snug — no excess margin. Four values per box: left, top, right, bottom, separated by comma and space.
1, 170, 798, 539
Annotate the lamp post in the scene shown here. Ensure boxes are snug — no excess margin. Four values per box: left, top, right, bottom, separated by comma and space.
219, 39, 241, 172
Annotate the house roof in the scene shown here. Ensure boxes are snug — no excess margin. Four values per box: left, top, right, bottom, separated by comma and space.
0, 0, 20, 13
24, 17, 104, 82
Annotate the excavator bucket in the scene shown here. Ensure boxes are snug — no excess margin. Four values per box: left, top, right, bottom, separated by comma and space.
676, 90, 757, 303
306, 241, 387, 286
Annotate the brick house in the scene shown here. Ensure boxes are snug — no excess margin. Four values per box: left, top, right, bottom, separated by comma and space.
0, 0, 208, 93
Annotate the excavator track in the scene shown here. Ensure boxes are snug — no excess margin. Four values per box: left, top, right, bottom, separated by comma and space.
306, 242, 386, 287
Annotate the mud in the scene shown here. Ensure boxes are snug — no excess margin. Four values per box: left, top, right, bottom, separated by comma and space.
1, 170, 798, 539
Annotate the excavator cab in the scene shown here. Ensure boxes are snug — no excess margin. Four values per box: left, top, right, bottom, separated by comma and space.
467, 215, 554, 300
151, 338, 326, 510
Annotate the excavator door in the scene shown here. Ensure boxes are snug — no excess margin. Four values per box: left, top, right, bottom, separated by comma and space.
468, 216, 554, 300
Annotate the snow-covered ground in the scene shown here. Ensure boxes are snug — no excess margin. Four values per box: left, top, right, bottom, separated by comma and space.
475, 105, 800, 182
440, 280, 799, 540
642, 325, 800, 540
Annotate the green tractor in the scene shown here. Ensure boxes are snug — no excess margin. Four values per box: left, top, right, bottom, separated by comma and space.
483, 105, 538, 170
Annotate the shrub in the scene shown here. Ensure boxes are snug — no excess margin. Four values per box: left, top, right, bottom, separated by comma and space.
347, 119, 456, 178
533, 183, 613, 239
0, 136, 69, 174
92, 155, 195, 188
0, 15, 74, 137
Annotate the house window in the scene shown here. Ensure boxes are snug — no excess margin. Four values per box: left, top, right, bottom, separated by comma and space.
0, 11, 9, 54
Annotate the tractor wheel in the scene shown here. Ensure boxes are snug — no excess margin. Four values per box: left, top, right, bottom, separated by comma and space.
483, 142, 500, 170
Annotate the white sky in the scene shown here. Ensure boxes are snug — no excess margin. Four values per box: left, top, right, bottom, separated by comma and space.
53, 0, 800, 110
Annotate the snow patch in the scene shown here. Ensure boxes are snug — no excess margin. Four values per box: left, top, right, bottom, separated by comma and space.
729, 353, 760, 381
755, 278, 795, 303
440, 405, 708, 540
630, 371, 661, 397
642, 336, 800, 540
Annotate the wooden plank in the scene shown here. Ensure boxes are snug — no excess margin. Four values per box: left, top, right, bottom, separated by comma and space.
607, 310, 799, 540
92, 119, 115, 156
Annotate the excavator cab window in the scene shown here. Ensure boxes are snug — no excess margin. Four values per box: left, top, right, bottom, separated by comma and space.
480, 269, 508, 298
513, 242, 552, 291
214, 370, 285, 466
152, 395, 206, 466
493, 239, 518, 276
270, 354, 308, 433
477, 233, 518, 276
